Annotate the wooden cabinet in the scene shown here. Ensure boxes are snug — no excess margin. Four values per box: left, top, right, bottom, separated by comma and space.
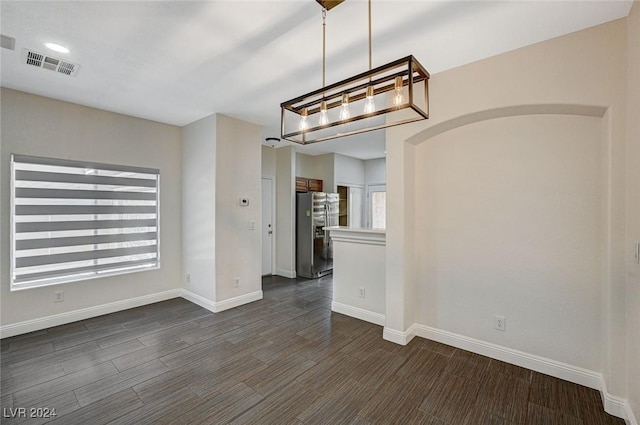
296, 177, 323, 192
307, 179, 323, 192
296, 177, 308, 192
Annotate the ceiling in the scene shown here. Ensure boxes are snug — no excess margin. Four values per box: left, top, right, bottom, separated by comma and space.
1, 0, 633, 160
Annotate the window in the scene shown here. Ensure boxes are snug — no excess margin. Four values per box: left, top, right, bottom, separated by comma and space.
367, 184, 386, 229
371, 191, 386, 229
10, 154, 160, 290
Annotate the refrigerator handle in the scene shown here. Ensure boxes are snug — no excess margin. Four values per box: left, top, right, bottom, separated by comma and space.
324, 203, 329, 246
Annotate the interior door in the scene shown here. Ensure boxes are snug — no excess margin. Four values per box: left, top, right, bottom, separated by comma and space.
261, 178, 274, 276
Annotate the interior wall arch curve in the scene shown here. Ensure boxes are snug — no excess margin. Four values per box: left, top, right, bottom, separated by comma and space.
412, 112, 607, 370
406, 103, 608, 146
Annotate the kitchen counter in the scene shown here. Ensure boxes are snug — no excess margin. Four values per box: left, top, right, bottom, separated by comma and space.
326, 227, 386, 326
325, 226, 385, 245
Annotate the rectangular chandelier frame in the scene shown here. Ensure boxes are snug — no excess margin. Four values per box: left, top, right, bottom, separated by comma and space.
315, 0, 345, 11
281, 55, 430, 145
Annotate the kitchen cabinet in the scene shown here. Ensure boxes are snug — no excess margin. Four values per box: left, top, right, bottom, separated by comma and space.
308, 179, 323, 192
296, 177, 308, 192
296, 177, 323, 192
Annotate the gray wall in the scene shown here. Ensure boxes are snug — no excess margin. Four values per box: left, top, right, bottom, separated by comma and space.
1, 88, 182, 326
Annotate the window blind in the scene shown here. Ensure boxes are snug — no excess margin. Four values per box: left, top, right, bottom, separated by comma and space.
10, 154, 160, 290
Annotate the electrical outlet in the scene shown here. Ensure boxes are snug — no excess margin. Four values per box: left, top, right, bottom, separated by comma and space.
359, 287, 366, 298
54, 291, 64, 303
234, 278, 240, 288
186, 273, 191, 283
495, 315, 506, 331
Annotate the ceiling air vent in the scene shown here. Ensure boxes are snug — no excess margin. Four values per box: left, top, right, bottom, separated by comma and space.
1, 34, 15, 50
22, 49, 79, 76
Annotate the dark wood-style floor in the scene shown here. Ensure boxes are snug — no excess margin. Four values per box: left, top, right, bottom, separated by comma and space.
1, 276, 625, 425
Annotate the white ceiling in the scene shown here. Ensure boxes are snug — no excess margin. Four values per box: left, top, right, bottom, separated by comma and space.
1, 0, 633, 160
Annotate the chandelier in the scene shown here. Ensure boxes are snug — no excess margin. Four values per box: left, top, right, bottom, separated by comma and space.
280, 0, 430, 145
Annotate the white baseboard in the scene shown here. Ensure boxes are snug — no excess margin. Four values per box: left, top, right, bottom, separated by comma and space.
180, 289, 263, 313
275, 268, 296, 279
412, 324, 634, 423
1, 289, 264, 339
600, 378, 638, 425
0, 289, 181, 339
331, 301, 385, 326
212, 290, 263, 312
383, 323, 417, 345
624, 402, 639, 425
414, 324, 601, 388
179, 289, 217, 312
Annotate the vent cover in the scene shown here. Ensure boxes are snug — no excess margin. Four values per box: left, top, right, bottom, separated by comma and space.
23, 49, 79, 76
1, 34, 15, 50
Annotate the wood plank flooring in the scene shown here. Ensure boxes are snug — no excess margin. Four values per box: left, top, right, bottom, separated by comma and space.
0, 275, 625, 424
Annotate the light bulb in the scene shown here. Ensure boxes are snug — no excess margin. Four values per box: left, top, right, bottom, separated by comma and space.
299, 108, 309, 131
44, 42, 70, 53
319, 101, 329, 126
339, 93, 350, 121
364, 86, 375, 114
393, 76, 404, 107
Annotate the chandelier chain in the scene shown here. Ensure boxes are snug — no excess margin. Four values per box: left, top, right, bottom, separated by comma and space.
368, 0, 372, 71
280, 0, 430, 144
322, 8, 327, 89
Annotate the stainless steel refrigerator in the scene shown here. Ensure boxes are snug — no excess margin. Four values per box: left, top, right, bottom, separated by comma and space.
296, 192, 339, 279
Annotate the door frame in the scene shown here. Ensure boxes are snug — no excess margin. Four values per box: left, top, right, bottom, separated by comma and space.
262, 176, 276, 276
336, 182, 365, 227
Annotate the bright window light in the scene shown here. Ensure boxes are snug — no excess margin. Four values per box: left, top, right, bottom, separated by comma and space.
10, 154, 160, 291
